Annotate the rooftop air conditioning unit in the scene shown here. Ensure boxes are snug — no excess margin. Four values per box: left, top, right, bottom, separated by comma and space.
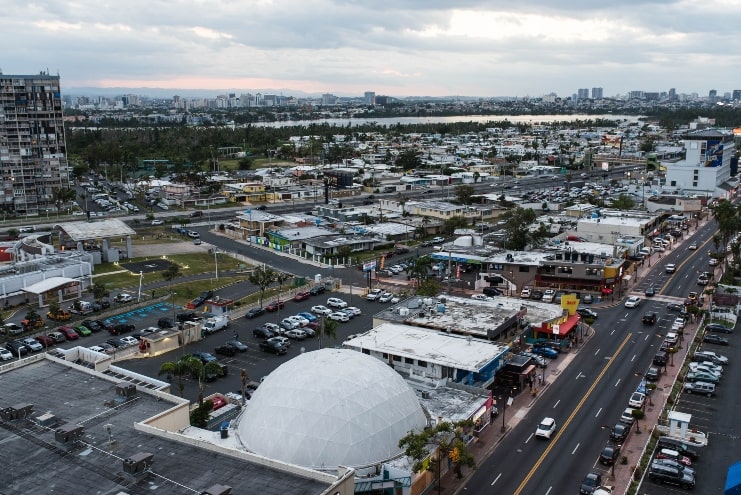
116, 383, 137, 398
201, 486, 232, 495
123, 452, 154, 475
55, 424, 84, 444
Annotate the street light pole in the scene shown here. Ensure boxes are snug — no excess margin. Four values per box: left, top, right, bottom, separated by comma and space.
137, 271, 143, 302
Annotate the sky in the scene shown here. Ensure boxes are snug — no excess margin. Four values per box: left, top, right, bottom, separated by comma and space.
2, 0, 740, 98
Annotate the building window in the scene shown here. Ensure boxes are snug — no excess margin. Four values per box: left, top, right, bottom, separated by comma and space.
392, 355, 401, 362
518, 266, 529, 272
418, 360, 428, 367
404, 357, 413, 364
362, 348, 370, 355
382, 353, 388, 359
558, 266, 573, 274
493, 264, 504, 271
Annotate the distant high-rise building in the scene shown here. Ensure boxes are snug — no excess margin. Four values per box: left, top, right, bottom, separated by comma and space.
364, 91, 376, 105
668, 88, 676, 100
0, 72, 69, 216
577, 88, 589, 99
591, 87, 603, 99
733, 90, 741, 101
708, 89, 717, 101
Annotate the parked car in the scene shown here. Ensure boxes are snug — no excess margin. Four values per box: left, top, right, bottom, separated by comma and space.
35, 335, 56, 348
693, 350, 728, 365
311, 305, 333, 316
703, 333, 729, 345
293, 291, 311, 302
628, 392, 646, 409
265, 300, 285, 312
279, 318, 298, 331
114, 293, 133, 303
245, 307, 266, 319
685, 371, 720, 384
599, 443, 621, 465
259, 340, 287, 355
620, 408, 636, 425
58, 326, 80, 341
21, 337, 43, 352
0, 348, 13, 361
285, 329, 307, 340
580, 472, 603, 495
309, 285, 326, 296
645, 367, 660, 382
656, 437, 699, 460
157, 317, 174, 329
297, 311, 318, 322
268, 336, 291, 348
329, 311, 350, 322
683, 381, 716, 396
576, 307, 598, 319
224, 340, 248, 352
531, 346, 558, 359
656, 448, 692, 466
327, 297, 348, 308
581, 294, 593, 304
253, 327, 274, 339
706, 322, 733, 334
648, 462, 695, 489
214, 344, 237, 357
6, 340, 28, 356
610, 423, 630, 443
378, 292, 394, 303
110, 323, 135, 335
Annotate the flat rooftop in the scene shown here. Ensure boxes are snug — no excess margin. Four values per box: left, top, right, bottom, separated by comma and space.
344, 323, 509, 372
374, 295, 563, 338
0, 356, 332, 494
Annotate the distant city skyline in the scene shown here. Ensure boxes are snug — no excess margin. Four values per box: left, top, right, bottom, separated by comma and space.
4, 1, 741, 98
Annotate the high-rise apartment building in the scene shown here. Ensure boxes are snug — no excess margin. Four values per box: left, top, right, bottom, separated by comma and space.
591, 87, 603, 99
0, 72, 69, 216
577, 88, 589, 99
733, 90, 741, 101
364, 91, 376, 105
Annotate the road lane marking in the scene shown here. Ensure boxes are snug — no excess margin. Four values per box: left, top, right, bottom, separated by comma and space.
545, 486, 552, 495
512, 332, 633, 495
631, 354, 636, 362
594, 348, 600, 356
491, 473, 502, 485
610, 329, 616, 335
525, 433, 533, 443
553, 400, 560, 409
595, 407, 602, 418
615, 378, 621, 387
572, 443, 580, 455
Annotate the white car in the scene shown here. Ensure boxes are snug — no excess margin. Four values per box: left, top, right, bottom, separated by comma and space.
268, 336, 291, 347
628, 392, 646, 409
535, 417, 557, 439
151, 219, 164, 225
285, 329, 306, 340
520, 288, 532, 299
620, 407, 636, 424
709, 258, 719, 266
542, 289, 555, 303
328, 311, 349, 322
665, 263, 676, 273
390, 295, 401, 304
624, 296, 641, 308
88, 345, 106, 353
115, 293, 133, 303
345, 307, 362, 316
366, 289, 383, 301
688, 362, 722, 377
311, 305, 333, 316
280, 318, 298, 330
0, 348, 13, 361
119, 336, 139, 347
378, 292, 394, 303
471, 294, 491, 301
327, 297, 348, 309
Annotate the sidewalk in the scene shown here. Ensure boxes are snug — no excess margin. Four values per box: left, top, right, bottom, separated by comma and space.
434, 217, 715, 495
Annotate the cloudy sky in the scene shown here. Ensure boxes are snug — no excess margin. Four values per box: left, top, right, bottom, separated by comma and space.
2, 0, 740, 98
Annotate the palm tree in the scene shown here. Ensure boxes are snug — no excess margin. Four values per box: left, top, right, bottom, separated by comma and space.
240, 369, 250, 404
274, 271, 292, 319
158, 356, 199, 397
189, 358, 226, 405
407, 256, 433, 288
318, 317, 340, 349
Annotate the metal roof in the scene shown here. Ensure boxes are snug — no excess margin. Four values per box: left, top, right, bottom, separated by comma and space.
21, 276, 78, 295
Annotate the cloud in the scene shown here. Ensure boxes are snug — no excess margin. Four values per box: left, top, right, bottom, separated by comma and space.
1, 0, 739, 97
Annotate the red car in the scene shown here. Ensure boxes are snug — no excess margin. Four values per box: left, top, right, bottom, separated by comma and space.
35, 335, 56, 348
265, 300, 285, 312
293, 291, 311, 302
600, 287, 614, 295
58, 326, 80, 341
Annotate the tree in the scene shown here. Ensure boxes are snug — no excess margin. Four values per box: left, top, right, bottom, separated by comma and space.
441, 216, 469, 236
395, 150, 422, 171
317, 316, 340, 349
398, 420, 476, 492
454, 184, 475, 205
48, 300, 61, 317
91, 282, 108, 301
237, 157, 253, 170
189, 358, 225, 405
499, 207, 537, 250
612, 193, 636, 210
162, 264, 181, 281
248, 266, 278, 307
158, 356, 198, 397
407, 256, 432, 288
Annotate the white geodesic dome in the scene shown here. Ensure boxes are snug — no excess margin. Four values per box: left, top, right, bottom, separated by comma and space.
238, 348, 427, 469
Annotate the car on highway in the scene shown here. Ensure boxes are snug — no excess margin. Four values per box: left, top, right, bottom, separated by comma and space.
259, 340, 287, 355
644, 286, 655, 297
703, 333, 729, 345
624, 296, 641, 308
151, 219, 164, 225
245, 307, 266, 319
535, 417, 556, 439
327, 297, 348, 308
642, 312, 657, 325
665, 263, 676, 273
706, 322, 733, 333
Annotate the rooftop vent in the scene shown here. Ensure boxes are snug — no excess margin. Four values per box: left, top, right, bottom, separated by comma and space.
116, 383, 137, 398
0, 403, 34, 421
123, 452, 154, 475
55, 424, 84, 444
201, 485, 232, 495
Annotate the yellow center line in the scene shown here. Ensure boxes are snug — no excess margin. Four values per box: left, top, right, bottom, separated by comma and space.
513, 332, 633, 495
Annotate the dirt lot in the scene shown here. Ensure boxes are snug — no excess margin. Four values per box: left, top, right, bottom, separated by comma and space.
131, 241, 212, 258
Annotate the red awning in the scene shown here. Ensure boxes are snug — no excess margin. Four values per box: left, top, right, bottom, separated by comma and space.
553, 314, 581, 336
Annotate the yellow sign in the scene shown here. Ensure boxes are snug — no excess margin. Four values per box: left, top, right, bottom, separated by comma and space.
561, 294, 579, 315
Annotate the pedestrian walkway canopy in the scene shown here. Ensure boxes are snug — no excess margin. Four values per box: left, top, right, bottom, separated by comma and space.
22, 277, 78, 295
725, 459, 741, 494
54, 219, 135, 241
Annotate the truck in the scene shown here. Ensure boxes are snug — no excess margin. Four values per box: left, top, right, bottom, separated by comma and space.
202, 315, 229, 335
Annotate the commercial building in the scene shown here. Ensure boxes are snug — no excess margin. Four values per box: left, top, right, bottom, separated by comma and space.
0, 72, 70, 216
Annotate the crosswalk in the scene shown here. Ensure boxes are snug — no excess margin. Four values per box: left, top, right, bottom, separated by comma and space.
626, 292, 686, 305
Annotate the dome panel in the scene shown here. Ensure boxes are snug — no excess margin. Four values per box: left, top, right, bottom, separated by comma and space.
238, 349, 427, 468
